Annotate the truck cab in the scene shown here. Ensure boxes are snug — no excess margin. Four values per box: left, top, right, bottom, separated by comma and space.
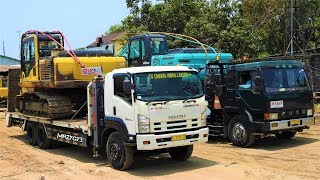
208, 60, 315, 147
103, 66, 208, 150
97, 66, 209, 169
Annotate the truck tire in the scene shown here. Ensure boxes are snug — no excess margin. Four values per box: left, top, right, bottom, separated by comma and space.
106, 132, 134, 170
169, 145, 193, 161
26, 123, 37, 146
228, 115, 255, 147
36, 124, 52, 149
275, 131, 297, 139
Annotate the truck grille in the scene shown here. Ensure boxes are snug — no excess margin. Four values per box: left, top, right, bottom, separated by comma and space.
151, 119, 199, 132
278, 109, 308, 120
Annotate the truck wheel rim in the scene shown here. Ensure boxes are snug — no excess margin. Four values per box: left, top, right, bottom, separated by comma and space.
232, 122, 247, 142
110, 143, 121, 160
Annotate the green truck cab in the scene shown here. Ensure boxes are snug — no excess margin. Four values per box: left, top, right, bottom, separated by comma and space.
208, 60, 315, 147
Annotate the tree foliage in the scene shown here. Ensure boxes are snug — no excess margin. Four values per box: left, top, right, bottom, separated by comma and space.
107, 0, 320, 58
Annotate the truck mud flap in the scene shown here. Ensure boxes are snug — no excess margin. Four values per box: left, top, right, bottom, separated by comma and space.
45, 125, 88, 147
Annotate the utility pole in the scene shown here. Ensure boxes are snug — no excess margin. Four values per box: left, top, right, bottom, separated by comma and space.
2, 40, 5, 56
290, 0, 294, 56
16, 30, 21, 44
17, 30, 21, 60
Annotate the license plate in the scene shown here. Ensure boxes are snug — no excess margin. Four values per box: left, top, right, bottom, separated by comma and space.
171, 134, 186, 141
290, 119, 301, 126
270, 100, 283, 108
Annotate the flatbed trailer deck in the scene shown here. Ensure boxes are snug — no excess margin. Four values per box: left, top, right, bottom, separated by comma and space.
6, 112, 89, 147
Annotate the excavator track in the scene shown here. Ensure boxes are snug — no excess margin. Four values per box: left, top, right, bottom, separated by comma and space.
18, 91, 74, 119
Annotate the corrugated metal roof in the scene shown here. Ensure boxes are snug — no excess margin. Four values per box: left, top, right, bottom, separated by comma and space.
0, 55, 20, 62
0, 65, 20, 72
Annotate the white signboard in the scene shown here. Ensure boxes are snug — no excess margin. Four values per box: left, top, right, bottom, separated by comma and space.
270, 100, 283, 109
81, 67, 102, 75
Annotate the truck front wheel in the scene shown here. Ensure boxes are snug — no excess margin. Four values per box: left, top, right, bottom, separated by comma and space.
169, 145, 193, 161
106, 132, 134, 170
26, 123, 37, 146
228, 115, 255, 147
275, 130, 297, 139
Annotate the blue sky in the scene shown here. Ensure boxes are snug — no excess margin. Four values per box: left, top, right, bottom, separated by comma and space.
0, 0, 130, 59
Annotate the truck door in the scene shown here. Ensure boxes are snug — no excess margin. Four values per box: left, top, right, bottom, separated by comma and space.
236, 70, 264, 112
112, 74, 135, 133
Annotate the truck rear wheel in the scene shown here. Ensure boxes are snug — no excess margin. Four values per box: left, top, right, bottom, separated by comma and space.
169, 145, 193, 161
228, 115, 255, 147
36, 124, 52, 149
106, 132, 134, 170
26, 123, 37, 146
275, 130, 297, 139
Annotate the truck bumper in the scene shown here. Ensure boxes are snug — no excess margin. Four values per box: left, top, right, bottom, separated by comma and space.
136, 127, 209, 150
252, 117, 315, 132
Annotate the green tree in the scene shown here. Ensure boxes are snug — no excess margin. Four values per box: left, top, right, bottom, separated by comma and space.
185, 0, 259, 57
107, 0, 320, 58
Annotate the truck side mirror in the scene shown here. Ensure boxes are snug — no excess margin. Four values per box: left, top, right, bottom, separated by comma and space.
253, 76, 262, 93
123, 79, 133, 95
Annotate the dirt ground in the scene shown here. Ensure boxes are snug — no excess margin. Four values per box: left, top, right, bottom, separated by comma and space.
0, 111, 320, 180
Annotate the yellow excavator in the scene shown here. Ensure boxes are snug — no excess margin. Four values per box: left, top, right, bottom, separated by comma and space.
16, 31, 126, 119
0, 74, 8, 106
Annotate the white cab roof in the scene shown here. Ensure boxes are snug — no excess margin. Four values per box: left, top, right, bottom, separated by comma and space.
110, 66, 196, 75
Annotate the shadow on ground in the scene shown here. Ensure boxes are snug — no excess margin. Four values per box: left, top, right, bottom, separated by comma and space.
208, 134, 319, 151
9, 134, 108, 166
127, 154, 217, 176
10, 134, 217, 174
253, 136, 319, 151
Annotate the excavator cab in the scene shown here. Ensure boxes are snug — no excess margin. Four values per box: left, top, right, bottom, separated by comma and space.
20, 31, 63, 80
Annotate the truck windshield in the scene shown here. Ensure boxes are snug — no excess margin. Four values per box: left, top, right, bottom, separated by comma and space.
134, 71, 203, 102
262, 67, 310, 93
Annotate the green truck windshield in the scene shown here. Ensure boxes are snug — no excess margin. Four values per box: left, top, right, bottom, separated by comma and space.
262, 67, 310, 93
134, 71, 203, 102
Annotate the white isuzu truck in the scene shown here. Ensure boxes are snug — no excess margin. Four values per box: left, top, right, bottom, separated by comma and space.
6, 66, 209, 170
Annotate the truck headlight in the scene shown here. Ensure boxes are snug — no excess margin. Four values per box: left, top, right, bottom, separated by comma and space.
201, 108, 211, 119
264, 113, 278, 120
307, 109, 313, 116
201, 108, 210, 126
138, 114, 150, 133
